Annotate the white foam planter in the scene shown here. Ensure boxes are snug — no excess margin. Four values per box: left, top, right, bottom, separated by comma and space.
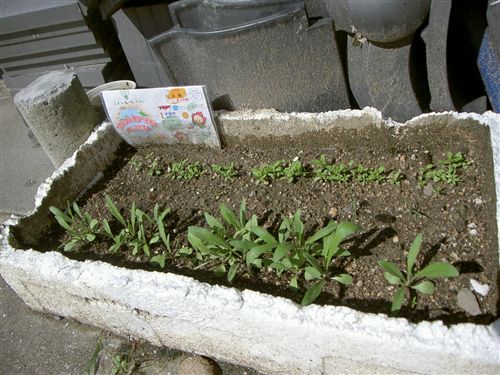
1, 108, 499, 374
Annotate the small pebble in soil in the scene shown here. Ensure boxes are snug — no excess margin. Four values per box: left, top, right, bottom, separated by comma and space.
374, 213, 396, 224
468, 223, 478, 236
328, 207, 338, 219
392, 236, 399, 243
470, 279, 490, 296
473, 197, 484, 205
178, 356, 221, 375
423, 183, 434, 197
457, 288, 482, 316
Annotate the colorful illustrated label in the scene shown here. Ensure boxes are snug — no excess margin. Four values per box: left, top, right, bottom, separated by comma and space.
101, 86, 220, 148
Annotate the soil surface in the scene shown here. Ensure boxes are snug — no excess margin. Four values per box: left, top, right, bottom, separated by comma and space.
43, 121, 498, 324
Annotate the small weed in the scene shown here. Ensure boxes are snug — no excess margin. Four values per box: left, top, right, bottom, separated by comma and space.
50, 203, 99, 252
378, 234, 459, 314
168, 160, 203, 180
85, 335, 104, 375
111, 354, 129, 375
211, 163, 238, 180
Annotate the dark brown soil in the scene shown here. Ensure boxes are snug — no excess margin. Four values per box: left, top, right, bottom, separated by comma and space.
43, 121, 499, 325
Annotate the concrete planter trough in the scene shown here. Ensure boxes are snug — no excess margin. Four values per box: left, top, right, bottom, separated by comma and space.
1, 108, 499, 374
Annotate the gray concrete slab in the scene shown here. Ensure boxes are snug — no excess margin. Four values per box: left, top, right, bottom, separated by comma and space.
0, 80, 54, 216
0, 276, 103, 375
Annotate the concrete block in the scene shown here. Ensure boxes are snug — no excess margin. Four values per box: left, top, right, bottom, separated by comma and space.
1, 109, 499, 374
347, 38, 427, 122
421, 0, 456, 112
13, 70, 99, 167
112, 7, 173, 87
150, 6, 350, 112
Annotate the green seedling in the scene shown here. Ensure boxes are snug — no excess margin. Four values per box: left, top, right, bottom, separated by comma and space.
102, 195, 171, 258
251, 160, 286, 183
378, 233, 459, 314
188, 200, 260, 282
168, 160, 203, 180
146, 156, 162, 176
251, 210, 361, 306
251, 159, 306, 183
111, 354, 129, 375
439, 151, 471, 170
129, 157, 143, 172
282, 160, 307, 182
211, 163, 238, 180
300, 220, 361, 306
50, 202, 99, 252
312, 155, 351, 182
387, 170, 404, 185
366, 166, 386, 184
129, 152, 162, 176
418, 164, 460, 187
352, 163, 387, 184
85, 335, 104, 375
418, 152, 471, 189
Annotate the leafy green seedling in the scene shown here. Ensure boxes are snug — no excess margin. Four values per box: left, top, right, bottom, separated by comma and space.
102, 195, 171, 258
439, 152, 471, 170
211, 163, 238, 180
378, 233, 459, 314
251, 210, 361, 306
366, 166, 386, 184
352, 163, 370, 184
352, 163, 387, 184
50, 202, 99, 252
251, 160, 286, 183
111, 354, 129, 375
129, 152, 162, 175
387, 170, 404, 185
128, 157, 143, 172
188, 200, 260, 282
252, 159, 306, 183
300, 221, 361, 306
282, 160, 307, 182
312, 155, 351, 182
146, 156, 162, 176
418, 152, 471, 189
168, 160, 203, 180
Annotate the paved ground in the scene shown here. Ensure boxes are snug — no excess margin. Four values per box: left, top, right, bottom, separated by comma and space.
0, 80, 54, 218
0, 81, 258, 375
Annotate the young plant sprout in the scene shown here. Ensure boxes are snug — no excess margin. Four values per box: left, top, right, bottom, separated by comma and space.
378, 234, 459, 314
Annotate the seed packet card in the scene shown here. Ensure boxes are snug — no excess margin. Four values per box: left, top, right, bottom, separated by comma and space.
101, 85, 220, 148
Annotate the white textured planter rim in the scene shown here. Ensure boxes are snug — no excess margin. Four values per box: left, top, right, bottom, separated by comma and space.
1, 108, 499, 375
